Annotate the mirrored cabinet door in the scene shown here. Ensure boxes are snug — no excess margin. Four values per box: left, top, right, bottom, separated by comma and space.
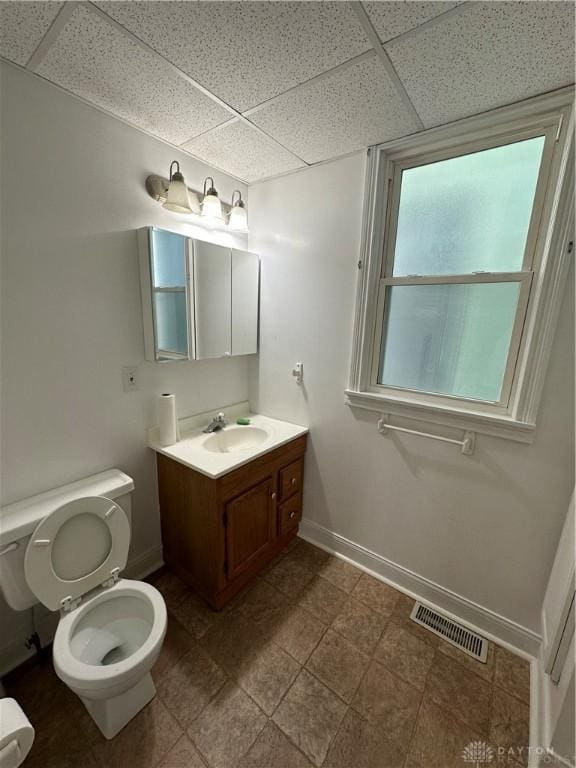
139, 228, 259, 362
193, 240, 232, 359
232, 249, 259, 356
139, 227, 193, 362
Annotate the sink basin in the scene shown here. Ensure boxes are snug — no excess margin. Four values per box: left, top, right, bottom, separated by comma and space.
202, 426, 269, 453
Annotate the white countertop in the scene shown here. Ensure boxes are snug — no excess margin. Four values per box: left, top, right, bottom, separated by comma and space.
148, 406, 308, 478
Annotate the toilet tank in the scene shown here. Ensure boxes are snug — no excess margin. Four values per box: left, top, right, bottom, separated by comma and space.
0, 470, 134, 611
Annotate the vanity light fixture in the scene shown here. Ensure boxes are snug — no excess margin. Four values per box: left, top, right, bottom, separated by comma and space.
163, 161, 192, 214
145, 165, 248, 231
201, 177, 224, 224
228, 190, 248, 233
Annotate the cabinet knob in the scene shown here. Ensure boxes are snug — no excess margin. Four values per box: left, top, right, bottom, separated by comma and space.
291, 478, 296, 486
271, 492, 276, 499
290, 511, 295, 519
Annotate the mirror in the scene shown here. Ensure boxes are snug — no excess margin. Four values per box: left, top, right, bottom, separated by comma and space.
193, 240, 232, 359
138, 228, 192, 362
138, 227, 259, 362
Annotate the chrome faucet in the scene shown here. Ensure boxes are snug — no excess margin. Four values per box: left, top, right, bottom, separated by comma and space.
203, 411, 228, 433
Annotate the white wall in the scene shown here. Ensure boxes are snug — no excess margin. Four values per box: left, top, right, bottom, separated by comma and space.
248, 152, 575, 640
0, 63, 251, 668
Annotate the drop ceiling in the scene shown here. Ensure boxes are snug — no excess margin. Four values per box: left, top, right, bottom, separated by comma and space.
1, 1, 574, 184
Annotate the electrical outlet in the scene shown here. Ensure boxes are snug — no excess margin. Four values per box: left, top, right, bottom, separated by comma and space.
122, 366, 139, 392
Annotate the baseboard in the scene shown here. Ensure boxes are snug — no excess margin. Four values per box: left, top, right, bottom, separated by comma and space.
0, 545, 164, 679
299, 518, 541, 657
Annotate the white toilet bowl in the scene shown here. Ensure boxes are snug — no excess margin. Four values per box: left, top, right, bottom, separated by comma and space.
53, 579, 166, 738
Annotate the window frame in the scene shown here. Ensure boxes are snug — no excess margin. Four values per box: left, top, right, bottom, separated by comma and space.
347, 88, 575, 443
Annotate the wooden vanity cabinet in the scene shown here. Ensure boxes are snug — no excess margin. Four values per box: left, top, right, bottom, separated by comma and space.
157, 434, 307, 609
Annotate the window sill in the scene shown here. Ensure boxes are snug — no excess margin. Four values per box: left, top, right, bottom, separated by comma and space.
344, 389, 536, 444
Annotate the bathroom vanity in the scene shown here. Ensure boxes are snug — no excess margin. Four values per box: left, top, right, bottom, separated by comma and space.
149, 409, 308, 609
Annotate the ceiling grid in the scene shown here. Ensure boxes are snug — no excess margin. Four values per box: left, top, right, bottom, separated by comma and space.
0, 0, 573, 184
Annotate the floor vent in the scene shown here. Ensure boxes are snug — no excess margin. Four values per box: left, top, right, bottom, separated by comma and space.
410, 602, 488, 663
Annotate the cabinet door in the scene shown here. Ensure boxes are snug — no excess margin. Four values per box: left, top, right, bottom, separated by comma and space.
225, 478, 275, 580
231, 249, 259, 356
193, 240, 232, 359
138, 227, 192, 362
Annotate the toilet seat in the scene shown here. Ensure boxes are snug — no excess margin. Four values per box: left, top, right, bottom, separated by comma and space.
24, 496, 130, 612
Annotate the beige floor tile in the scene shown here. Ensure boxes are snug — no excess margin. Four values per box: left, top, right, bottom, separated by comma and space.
352, 574, 401, 616
25, 742, 99, 768
23, 701, 97, 768
91, 697, 183, 768
236, 640, 300, 715
297, 576, 347, 624
269, 604, 327, 663
331, 598, 388, 655
171, 591, 218, 639
150, 570, 191, 611
391, 594, 440, 647
438, 637, 496, 683
425, 652, 493, 734
490, 687, 530, 766
264, 555, 316, 596
285, 540, 332, 571
157, 735, 207, 768
324, 709, 406, 768
157, 646, 228, 729
231, 579, 291, 632
200, 613, 268, 676
4, 657, 75, 722
494, 646, 531, 704
152, 614, 195, 682
273, 669, 347, 766
238, 721, 314, 768
352, 660, 422, 744
406, 698, 484, 768
306, 629, 369, 703
317, 556, 363, 593
375, 620, 435, 691
188, 682, 266, 768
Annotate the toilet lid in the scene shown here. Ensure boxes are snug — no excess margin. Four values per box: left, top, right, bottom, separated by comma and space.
24, 496, 130, 612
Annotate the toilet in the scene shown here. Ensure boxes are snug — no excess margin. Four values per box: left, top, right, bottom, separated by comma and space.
0, 470, 167, 740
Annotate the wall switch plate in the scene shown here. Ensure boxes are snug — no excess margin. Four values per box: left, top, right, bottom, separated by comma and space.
122, 366, 139, 392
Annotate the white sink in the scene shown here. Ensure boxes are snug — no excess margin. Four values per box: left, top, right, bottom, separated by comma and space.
202, 426, 269, 453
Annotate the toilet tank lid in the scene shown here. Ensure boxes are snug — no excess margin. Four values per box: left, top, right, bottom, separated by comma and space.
0, 469, 134, 547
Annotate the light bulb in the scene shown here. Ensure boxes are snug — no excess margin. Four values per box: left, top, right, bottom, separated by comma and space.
201, 177, 224, 224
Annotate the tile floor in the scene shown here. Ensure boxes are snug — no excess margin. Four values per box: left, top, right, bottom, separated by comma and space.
4, 538, 531, 768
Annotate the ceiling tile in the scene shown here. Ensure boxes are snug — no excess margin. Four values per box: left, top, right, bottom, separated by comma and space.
0, 1, 63, 66
363, 1, 461, 42
386, 1, 576, 127
36, 5, 231, 146
182, 120, 306, 183
249, 55, 420, 164
94, 1, 371, 112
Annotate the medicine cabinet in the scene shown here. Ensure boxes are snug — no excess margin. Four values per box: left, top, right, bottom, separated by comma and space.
138, 227, 259, 362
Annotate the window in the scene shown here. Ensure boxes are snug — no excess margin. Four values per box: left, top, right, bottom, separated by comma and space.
347, 90, 574, 442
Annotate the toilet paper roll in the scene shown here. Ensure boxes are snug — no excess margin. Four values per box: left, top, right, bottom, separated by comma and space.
158, 393, 178, 447
0, 740, 22, 768
0, 699, 34, 767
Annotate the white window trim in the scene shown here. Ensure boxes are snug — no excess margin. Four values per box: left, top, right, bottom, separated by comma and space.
346, 87, 575, 444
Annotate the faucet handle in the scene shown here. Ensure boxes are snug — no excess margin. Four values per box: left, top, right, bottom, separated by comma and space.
217, 411, 227, 423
